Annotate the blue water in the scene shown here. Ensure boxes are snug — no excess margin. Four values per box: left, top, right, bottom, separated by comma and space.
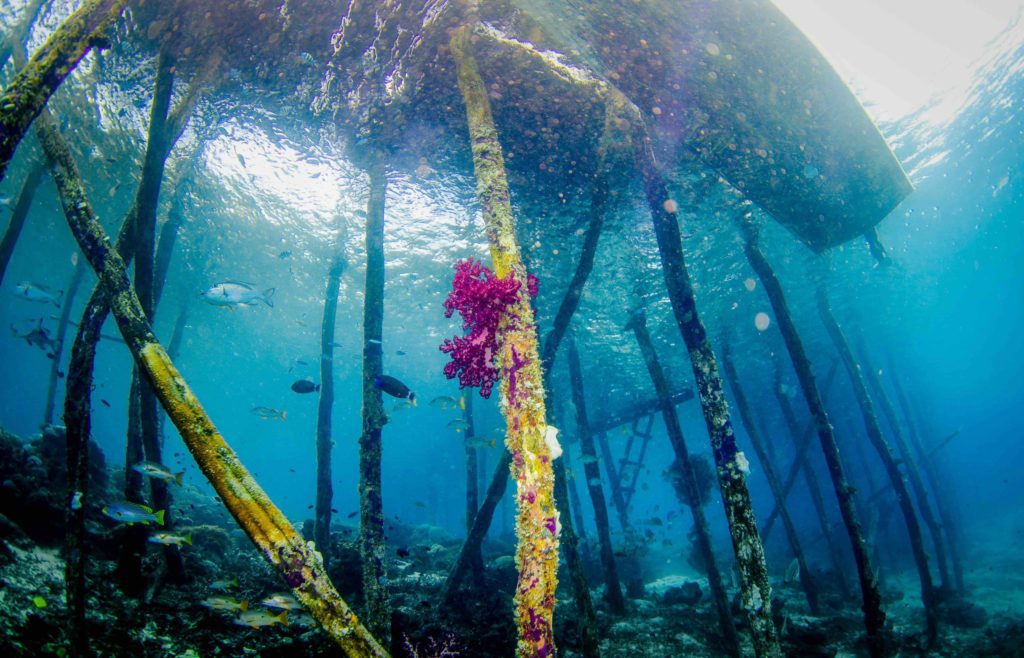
1, 0, 1024, 654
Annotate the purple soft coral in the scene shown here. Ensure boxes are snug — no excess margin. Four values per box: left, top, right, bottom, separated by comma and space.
439, 259, 537, 399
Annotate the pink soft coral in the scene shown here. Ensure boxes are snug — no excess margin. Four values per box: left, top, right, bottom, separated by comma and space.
439, 259, 537, 399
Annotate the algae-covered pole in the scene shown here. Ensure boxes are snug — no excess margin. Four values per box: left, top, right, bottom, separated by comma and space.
856, 338, 951, 592
736, 217, 884, 655
451, 26, 559, 658
359, 158, 391, 642
627, 309, 740, 657
43, 260, 87, 425
633, 132, 779, 657
0, 0, 128, 183
816, 287, 938, 646
886, 353, 965, 593
720, 341, 820, 614
771, 361, 850, 597
315, 246, 345, 570
0, 160, 45, 286
35, 104, 390, 658
567, 336, 626, 614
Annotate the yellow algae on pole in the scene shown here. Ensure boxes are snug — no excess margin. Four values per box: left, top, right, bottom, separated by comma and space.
451, 24, 559, 658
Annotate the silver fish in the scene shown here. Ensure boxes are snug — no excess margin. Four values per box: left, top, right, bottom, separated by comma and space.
201, 281, 275, 308
13, 282, 61, 307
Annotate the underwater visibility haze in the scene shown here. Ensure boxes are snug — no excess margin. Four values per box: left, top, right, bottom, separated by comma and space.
0, 0, 1023, 656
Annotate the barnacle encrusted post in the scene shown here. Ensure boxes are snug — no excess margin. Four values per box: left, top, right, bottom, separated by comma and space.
632, 122, 781, 657
33, 105, 389, 658
450, 25, 558, 658
626, 309, 741, 657
736, 214, 886, 656
0, 0, 128, 183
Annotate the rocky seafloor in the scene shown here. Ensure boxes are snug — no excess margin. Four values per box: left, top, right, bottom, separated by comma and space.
1, 425, 1021, 657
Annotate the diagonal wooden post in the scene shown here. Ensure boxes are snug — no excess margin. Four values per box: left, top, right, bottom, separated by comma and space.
34, 101, 389, 658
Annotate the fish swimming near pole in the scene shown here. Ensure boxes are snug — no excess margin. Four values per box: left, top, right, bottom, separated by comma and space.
235, 608, 289, 628
259, 593, 302, 610
13, 282, 62, 307
201, 596, 248, 612
148, 531, 193, 547
11, 319, 58, 358
201, 281, 275, 308
374, 374, 415, 403
290, 378, 320, 394
251, 406, 287, 420
132, 461, 184, 486
102, 501, 165, 526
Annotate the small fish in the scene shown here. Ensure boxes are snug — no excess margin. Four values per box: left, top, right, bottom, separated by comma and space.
251, 406, 287, 421
148, 531, 193, 546
447, 418, 469, 432
579, 454, 600, 465
0, 195, 11, 208
373, 375, 415, 402
297, 51, 316, 66
235, 608, 288, 628
260, 593, 301, 610
392, 400, 414, 412
646, 517, 664, 527
291, 612, 316, 628
14, 282, 62, 306
201, 281, 275, 308
100, 399, 111, 408
70, 491, 83, 510
278, 251, 292, 259
237, 153, 247, 168
414, 501, 427, 509
395, 349, 406, 356
132, 461, 184, 486
429, 396, 459, 410
102, 501, 165, 526
367, 338, 382, 345
784, 557, 800, 584
31, 596, 46, 608
210, 578, 239, 591
346, 511, 357, 519
201, 596, 248, 612
291, 378, 320, 394
396, 547, 411, 558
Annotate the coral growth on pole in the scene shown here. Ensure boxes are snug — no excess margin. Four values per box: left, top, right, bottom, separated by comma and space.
440, 258, 537, 399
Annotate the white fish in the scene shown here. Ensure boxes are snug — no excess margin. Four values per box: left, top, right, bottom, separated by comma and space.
201, 281, 275, 308
70, 491, 83, 510
14, 282, 62, 307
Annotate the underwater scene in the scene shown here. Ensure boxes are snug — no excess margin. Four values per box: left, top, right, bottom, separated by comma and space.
0, 0, 1022, 656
